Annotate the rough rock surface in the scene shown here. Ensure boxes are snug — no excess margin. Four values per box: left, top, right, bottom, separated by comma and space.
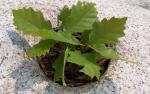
0, 0, 150, 94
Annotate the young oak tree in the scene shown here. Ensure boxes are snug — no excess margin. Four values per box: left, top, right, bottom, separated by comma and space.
12, 1, 127, 86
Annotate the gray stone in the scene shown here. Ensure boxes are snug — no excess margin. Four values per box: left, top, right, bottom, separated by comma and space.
0, 0, 150, 94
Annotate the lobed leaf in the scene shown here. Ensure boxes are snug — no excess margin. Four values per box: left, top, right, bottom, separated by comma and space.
67, 51, 100, 79
58, 5, 71, 24
64, 1, 97, 33
89, 44, 119, 60
81, 30, 91, 44
12, 7, 52, 35
89, 17, 127, 44
26, 39, 55, 58
45, 31, 80, 45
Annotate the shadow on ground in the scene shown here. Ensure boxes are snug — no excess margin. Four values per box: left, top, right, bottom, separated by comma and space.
7, 30, 47, 93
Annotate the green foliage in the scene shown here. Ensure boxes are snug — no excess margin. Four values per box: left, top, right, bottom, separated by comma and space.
13, 8, 80, 45
89, 17, 127, 44
63, 1, 97, 33
89, 44, 119, 60
43, 31, 80, 45
12, 1, 127, 86
53, 48, 69, 86
12, 7, 52, 34
58, 6, 71, 24
67, 51, 100, 79
27, 39, 55, 57
81, 30, 91, 44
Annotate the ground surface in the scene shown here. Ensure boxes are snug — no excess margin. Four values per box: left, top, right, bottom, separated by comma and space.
0, 0, 150, 94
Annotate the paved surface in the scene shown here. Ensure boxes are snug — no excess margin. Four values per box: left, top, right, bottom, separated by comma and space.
0, 0, 150, 94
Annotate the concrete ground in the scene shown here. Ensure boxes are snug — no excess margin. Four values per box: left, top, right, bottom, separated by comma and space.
0, 0, 150, 94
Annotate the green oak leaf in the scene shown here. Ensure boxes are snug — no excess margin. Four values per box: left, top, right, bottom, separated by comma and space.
19, 29, 80, 45
58, 5, 71, 24
89, 44, 119, 60
53, 48, 69, 86
45, 31, 80, 45
12, 7, 52, 34
26, 39, 55, 58
64, 1, 97, 33
81, 30, 91, 44
89, 17, 127, 44
67, 51, 100, 79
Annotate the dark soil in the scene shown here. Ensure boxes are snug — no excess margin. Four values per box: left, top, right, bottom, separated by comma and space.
37, 43, 110, 87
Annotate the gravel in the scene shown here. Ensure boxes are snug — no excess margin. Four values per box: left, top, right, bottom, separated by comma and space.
0, 0, 150, 94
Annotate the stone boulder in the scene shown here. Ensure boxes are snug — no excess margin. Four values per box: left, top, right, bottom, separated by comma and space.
0, 0, 150, 94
